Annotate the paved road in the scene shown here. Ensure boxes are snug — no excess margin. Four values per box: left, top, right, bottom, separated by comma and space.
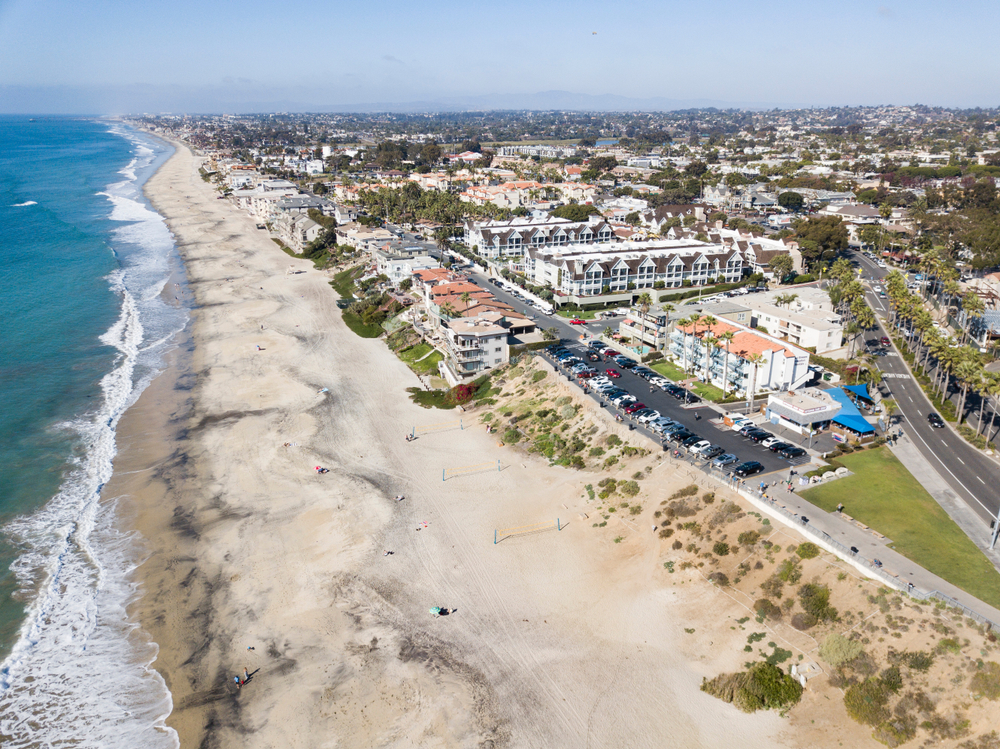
850, 249, 1000, 526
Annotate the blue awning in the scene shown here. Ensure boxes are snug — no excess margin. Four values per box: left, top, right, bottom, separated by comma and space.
843, 384, 874, 401
828, 388, 875, 434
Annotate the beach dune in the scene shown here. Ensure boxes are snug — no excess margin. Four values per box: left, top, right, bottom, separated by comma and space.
124, 141, 798, 748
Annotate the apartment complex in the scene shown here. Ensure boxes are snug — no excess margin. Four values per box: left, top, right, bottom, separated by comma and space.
669, 318, 811, 395
524, 238, 744, 298
463, 216, 615, 258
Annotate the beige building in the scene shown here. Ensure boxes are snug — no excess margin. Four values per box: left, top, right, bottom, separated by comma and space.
440, 317, 510, 386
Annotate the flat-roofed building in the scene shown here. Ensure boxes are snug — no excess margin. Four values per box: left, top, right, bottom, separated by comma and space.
765, 388, 842, 435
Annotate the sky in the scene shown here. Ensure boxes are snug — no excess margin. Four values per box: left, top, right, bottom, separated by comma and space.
0, 0, 998, 113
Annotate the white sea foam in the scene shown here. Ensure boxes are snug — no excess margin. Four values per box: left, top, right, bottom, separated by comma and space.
0, 124, 185, 749
10, 201, 37, 207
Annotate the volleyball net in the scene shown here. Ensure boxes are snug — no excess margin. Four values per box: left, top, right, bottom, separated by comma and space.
494, 519, 562, 544
442, 459, 500, 481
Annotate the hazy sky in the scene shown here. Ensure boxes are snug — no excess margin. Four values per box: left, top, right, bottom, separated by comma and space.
0, 0, 997, 112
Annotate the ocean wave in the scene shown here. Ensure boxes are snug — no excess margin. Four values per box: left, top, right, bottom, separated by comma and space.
10, 201, 37, 207
0, 125, 183, 749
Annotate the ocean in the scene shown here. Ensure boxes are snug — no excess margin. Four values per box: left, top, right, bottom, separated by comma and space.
0, 117, 185, 747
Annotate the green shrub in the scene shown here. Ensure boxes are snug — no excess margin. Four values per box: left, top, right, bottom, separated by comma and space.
970, 662, 1000, 700
790, 612, 817, 630
701, 662, 803, 713
844, 679, 892, 726
619, 480, 640, 497
798, 583, 837, 622
777, 558, 802, 584
754, 599, 782, 621
606, 434, 622, 447
820, 634, 864, 667
531, 370, 547, 383
502, 429, 521, 444
629, 504, 642, 515
589, 446, 605, 457
937, 637, 962, 654
669, 484, 699, 500
760, 575, 785, 600
713, 541, 731, 556
796, 542, 820, 560
738, 530, 761, 546
482, 412, 493, 422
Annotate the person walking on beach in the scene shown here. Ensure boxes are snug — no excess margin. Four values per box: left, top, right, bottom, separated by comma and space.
244, 666, 250, 682
234, 675, 242, 690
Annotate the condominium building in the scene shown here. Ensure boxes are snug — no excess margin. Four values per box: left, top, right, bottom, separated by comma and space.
464, 216, 615, 258
439, 317, 510, 386
524, 238, 744, 298
668, 318, 811, 395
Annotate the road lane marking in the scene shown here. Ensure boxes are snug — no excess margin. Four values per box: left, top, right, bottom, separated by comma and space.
956, 457, 965, 465
979, 477, 986, 484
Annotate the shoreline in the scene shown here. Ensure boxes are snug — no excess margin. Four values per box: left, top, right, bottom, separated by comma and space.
121, 139, 803, 748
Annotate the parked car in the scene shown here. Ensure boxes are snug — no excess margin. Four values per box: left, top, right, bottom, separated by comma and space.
612, 393, 637, 406
681, 434, 704, 448
928, 412, 945, 428
577, 370, 596, 379
747, 430, 772, 443
603, 350, 620, 358
636, 410, 661, 424
688, 440, 713, 455
588, 340, 604, 349
780, 446, 807, 459
730, 418, 753, 431
734, 461, 765, 478
617, 360, 637, 370
738, 424, 759, 437
761, 435, 784, 447
605, 369, 621, 378
701, 446, 725, 460
624, 402, 646, 414
569, 318, 586, 325
669, 430, 695, 444
767, 441, 792, 453
711, 453, 739, 469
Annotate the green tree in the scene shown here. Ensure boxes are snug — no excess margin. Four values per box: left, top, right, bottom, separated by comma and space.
777, 191, 804, 211
542, 327, 558, 341
770, 253, 794, 282
793, 216, 849, 266
550, 204, 599, 222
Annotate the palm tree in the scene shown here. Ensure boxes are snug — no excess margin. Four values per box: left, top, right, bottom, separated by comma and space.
745, 352, 766, 411
699, 315, 718, 382
982, 373, 1000, 441
635, 291, 654, 349
679, 315, 698, 374
954, 357, 982, 425
718, 330, 736, 398
703, 334, 718, 384
961, 291, 985, 345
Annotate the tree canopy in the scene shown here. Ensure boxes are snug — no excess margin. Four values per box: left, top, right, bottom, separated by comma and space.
550, 204, 600, 221
777, 191, 804, 211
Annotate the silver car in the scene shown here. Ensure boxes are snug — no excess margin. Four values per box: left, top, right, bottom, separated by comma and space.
712, 453, 739, 469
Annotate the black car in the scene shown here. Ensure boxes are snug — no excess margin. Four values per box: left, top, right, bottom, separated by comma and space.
768, 441, 793, 453
780, 446, 807, 459
701, 445, 726, 460
617, 360, 637, 370
681, 434, 704, 448
669, 430, 695, 444
734, 461, 765, 478
684, 393, 702, 404
745, 430, 771, 442
928, 412, 945, 428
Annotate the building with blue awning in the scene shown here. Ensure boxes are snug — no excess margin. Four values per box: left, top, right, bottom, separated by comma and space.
827, 387, 876, 441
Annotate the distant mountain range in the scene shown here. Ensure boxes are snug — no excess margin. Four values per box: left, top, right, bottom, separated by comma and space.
0, 85, 787, 115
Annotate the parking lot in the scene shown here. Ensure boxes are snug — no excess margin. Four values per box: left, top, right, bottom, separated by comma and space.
542, 341, 816, 478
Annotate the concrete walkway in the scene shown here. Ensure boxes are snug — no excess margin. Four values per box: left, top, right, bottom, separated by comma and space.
726, 462, 1000, 630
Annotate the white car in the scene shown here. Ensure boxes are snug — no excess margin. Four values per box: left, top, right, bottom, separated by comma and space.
650, 377, 671, 388
730, 418, 753, 431
612, 393, 636, 406
688, 440, 713, 455
637, 410, 661, 424
761, 436, 783, 448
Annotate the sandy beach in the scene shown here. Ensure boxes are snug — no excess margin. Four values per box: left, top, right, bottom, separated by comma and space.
111, 140, 843, 749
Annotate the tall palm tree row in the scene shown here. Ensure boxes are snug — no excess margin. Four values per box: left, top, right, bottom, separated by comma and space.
717, 330, 736, 398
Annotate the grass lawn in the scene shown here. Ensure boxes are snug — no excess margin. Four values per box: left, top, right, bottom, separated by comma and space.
556, 309, 598, 319
801, 447, 1000, 609
341, 311, 383, 338
398, 343, 443, 375
649, 361, 725, 402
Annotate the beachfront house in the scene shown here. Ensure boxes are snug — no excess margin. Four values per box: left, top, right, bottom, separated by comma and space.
439, 317, 510, 386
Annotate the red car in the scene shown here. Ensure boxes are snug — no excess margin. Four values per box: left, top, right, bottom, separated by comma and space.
577, 370, 596, 379
605, 369, 621, 378
603, 350, 620, 358
624, 402, 646, 414
569, 318, 586, 325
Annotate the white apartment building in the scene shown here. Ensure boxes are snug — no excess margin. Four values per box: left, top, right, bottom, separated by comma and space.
524, 238, 744, 298
668, 318, 811, 395
373, 250, 439, 284
439, 317, 510, 386
463, 216, 615, 259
